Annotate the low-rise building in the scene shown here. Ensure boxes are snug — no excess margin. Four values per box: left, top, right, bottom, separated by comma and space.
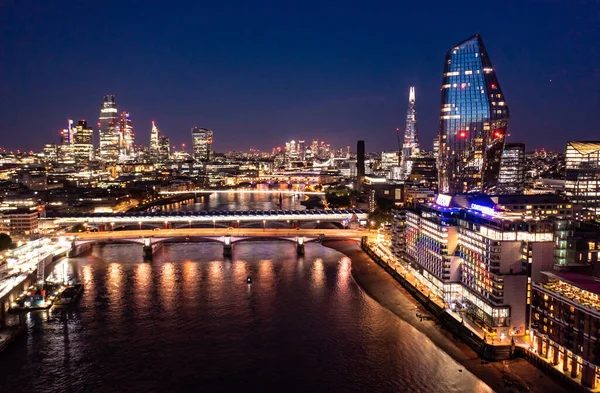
0, 208, 39, 237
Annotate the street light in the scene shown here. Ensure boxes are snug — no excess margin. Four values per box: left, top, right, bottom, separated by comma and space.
138, 221, 142, 230
316, 220, 320, 229
110, 222, 114, 231
263, 220, 266, 231
213, 219, 216, 229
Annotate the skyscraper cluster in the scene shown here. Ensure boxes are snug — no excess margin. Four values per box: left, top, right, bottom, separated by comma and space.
98, 95, 135, 163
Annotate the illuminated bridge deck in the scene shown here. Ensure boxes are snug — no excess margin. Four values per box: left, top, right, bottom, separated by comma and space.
47, 209, 368, 224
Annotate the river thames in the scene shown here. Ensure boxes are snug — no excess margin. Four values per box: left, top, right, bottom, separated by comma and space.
0, 241, 492, 392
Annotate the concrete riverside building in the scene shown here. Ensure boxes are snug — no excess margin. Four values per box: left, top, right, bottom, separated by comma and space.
400, 194, 554, 337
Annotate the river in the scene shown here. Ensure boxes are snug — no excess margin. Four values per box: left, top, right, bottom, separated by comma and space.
0, 242, 492, 393
162, 184, 308, 212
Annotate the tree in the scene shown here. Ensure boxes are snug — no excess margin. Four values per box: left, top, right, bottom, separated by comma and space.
0, 233, 12, 252
367, 197, 394, 228
325, 186, 352, 208
69, 223, 86, 233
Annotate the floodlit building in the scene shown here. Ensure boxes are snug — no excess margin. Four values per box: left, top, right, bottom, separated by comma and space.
438, 34, 509, 194
73, 120, 94, 164
404, 194, 554, 336
98, 95, 120, 163
399, 87, 419, 180
191, 127, 213, 162
149, 121, 160, 157
531, 271, 600, 388
0, 208, 39, 237
565, 141, 600, 216
497, 143, 525, 194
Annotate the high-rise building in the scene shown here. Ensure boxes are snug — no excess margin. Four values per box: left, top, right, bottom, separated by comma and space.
438, 34, 509, 194
356, 140, 365, 193
119, 112, 135, 160
399, 87, 419, 180
149, 121, 160, 156
298, 140, 306, 160
565, 141, 600, 216
191, 127, 213, 162
59, 119, 75, 164
73, 120, 94, 164
497, 143, 525, 194
158, 136, 171, 162
98, 95, 120, 163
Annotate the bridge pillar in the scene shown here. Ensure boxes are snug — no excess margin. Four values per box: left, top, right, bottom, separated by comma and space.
68, 240, 77, 257
296, 236, 305, 256
223, 235, 232, 257
142, 238, 153, 262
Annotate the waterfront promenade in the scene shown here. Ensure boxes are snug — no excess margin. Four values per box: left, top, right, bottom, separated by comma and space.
324, 239, 569, 393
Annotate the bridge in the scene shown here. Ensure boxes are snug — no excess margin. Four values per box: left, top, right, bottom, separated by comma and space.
72, 228, 366, 260
158, 189, 326, 196
45, 209, 368, 230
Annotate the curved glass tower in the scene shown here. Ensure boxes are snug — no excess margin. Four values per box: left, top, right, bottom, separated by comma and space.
438, 34, 509, 194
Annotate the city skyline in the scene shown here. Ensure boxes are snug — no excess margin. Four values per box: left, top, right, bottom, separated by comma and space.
1, 1, 598, 153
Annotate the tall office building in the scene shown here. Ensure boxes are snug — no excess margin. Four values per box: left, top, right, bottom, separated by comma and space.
399, 87, 419, 180
565, 141, 600, 216
191, 127, 213, 162
118, 112, 135, 161
149, 121, 160, 156
73, 120, 94, 164
98, 95, 120, 162
158, 136, 171, 162
59, 119, 75, 164
497, 143, 525, 194
438, 34, 509, 194
356, 140, 365, 193
298, 140, 306, 160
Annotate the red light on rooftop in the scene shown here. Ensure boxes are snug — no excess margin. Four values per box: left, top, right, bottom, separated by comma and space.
493, 130, 503, 138
459, 131, 467, 138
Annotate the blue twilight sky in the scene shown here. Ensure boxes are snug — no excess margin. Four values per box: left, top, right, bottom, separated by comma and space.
0, 0, 599, 153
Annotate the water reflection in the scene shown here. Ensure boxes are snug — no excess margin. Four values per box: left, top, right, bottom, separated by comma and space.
0, 241, 493, 393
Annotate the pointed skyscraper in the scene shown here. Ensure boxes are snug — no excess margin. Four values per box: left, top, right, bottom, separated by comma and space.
150, 121, 160, 156
399, 86, 419, 180
437, 34, 509, 194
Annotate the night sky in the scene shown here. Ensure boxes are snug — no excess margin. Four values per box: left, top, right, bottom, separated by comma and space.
1, 0, 598, 153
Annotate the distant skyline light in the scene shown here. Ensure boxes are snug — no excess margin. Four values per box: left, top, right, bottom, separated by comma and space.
0, 1, 598, 152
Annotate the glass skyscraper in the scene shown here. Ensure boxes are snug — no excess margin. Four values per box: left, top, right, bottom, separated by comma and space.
191, 127, 213, 162
565, 141, 600, 216
438, 34, 509, 194
497, 143, 525, 194
399, 86, 419, 180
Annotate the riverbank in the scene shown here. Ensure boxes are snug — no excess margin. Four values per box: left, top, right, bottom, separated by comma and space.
323, 239, 568, 393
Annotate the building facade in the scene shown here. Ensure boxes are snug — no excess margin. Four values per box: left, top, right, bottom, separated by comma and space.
191, 127, 213, 162
399, 87, 419, 180
73, 120, 94, 164
404, 194, 554, 336
565, 141, 600, 216
497, 143, 525, 194
438, 34, 509, 194
0, 208, 39, 237
98, 95, 120, 163
531, 271, 600, 388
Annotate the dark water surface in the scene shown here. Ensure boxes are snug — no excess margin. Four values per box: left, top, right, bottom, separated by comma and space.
0, 242, 492, 393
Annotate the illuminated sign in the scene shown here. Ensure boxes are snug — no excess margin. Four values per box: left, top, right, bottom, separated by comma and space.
470, 203, 495, 215
435, 194, 452, 207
